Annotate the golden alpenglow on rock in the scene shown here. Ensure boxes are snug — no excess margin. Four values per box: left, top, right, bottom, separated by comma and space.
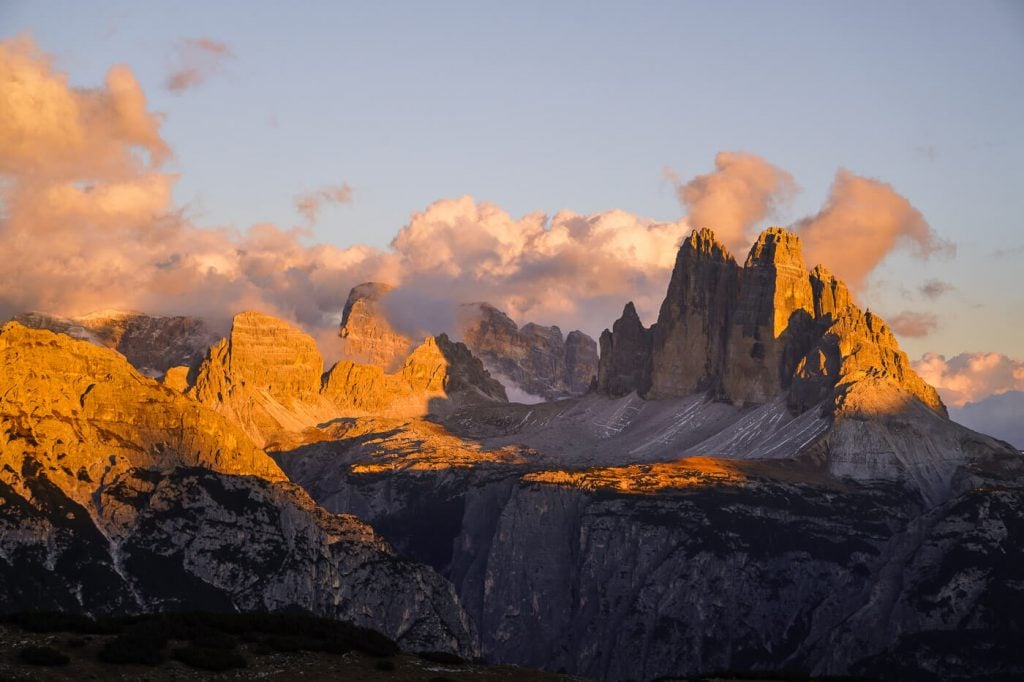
0, 322, 477, 654
600, 226, 946, 417
0, 321, 283, 491
186, 311, 507, 447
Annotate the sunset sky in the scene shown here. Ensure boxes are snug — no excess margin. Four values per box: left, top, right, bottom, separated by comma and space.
1, 0, 1022, 407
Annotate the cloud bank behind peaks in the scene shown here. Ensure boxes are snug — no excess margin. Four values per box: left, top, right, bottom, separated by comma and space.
0, 35, 955, 351
914, 352, 1024, 407
386, 197, 690, 337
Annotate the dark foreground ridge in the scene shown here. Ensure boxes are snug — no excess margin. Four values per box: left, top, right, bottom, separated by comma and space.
0, 610, 584, 681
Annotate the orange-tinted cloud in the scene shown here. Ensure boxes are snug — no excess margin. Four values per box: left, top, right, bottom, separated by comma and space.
295, 183, 353, 224
796, 170, 954, 291
887, 310, 939, 338
166, 38, 233, 92
0, 36, 958, 353
669, 151, 796, 256
914, 352, 1024, 407
384, 198, 690, 337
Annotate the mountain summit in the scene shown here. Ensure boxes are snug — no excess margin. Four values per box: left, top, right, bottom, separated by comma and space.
599, 227, 943, 415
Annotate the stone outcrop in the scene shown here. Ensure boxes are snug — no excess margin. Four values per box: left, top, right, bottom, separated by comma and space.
564, 330, 599, 394
188, 312, 340, 448
337, 284, 598, 401
0, 322, 476, 655
12, 310, 219, 377
722, 228, 816, 404
186, 311, 506, 446
789, 306, 946, 416
323, 333, 507, 418
597, 227, 946, 418
338, 282, 413, 371
460, 303, 598, 400
277, 411, 1023, 681
596, 302, 653, 396
647, 228, 739, 399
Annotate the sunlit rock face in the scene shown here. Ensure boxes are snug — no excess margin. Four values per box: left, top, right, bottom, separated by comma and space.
188, 311, 340, 448
337, 283, 598, 401
185, 311, 506, 447
460, 302, 598, 400
0, 323, 476, 655
324, 333, 508, 418
722, 228, 816, 404
12, 310, 219, 377
598, 226, 945, 419
338, 282, 412, 372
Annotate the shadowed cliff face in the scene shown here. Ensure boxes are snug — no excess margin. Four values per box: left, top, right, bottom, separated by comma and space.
274, 413, 1024, 682
598, 227, 945, 417
459, 302, 598, 400
0, 323, 477, 655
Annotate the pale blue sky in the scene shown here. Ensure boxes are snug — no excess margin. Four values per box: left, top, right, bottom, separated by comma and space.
2, 0, 1022, 358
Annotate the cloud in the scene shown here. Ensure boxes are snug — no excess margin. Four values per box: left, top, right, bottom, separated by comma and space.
796, 170, 955, 291
295, 183, 353, 224
668, 151, 796, 256
166, 38, 233, 92
918, 279, 955, 300
384, 199, 690, 338
0, 37, 393, 330
887, 310, 939, 338
0, 37, 687, 344
913, 352, 1024, 407
1, 37, 960, 358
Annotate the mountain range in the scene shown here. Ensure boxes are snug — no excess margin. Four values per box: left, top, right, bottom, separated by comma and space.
2, 227, 1020, 681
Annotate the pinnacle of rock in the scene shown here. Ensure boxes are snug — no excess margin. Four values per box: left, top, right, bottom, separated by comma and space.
596, 302, 653, 396
338, 282, 413, 372
597, 226, 946, 420
647, 229, 738, 398
722, 227, 816, 404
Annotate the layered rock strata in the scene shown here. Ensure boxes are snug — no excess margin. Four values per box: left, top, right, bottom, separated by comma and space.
337, 283, 598, 401
338, 282, 413, 371
12, 310, 219, 377
180, 311, 506, 447
0, 322, 476, 655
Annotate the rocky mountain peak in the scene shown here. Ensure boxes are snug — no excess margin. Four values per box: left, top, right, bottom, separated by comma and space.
12, 309, 218, 377
599, 227, 945, 419
338, 282, 412, 372
743, 226, 806, 270
597, 301, 653, 396
227, 311, 325, 403
809, 264, 852, 319
0, 321, 285, 498
458, 301, 598, 400
684, 227, 735, 260
647, 229, 739, 399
